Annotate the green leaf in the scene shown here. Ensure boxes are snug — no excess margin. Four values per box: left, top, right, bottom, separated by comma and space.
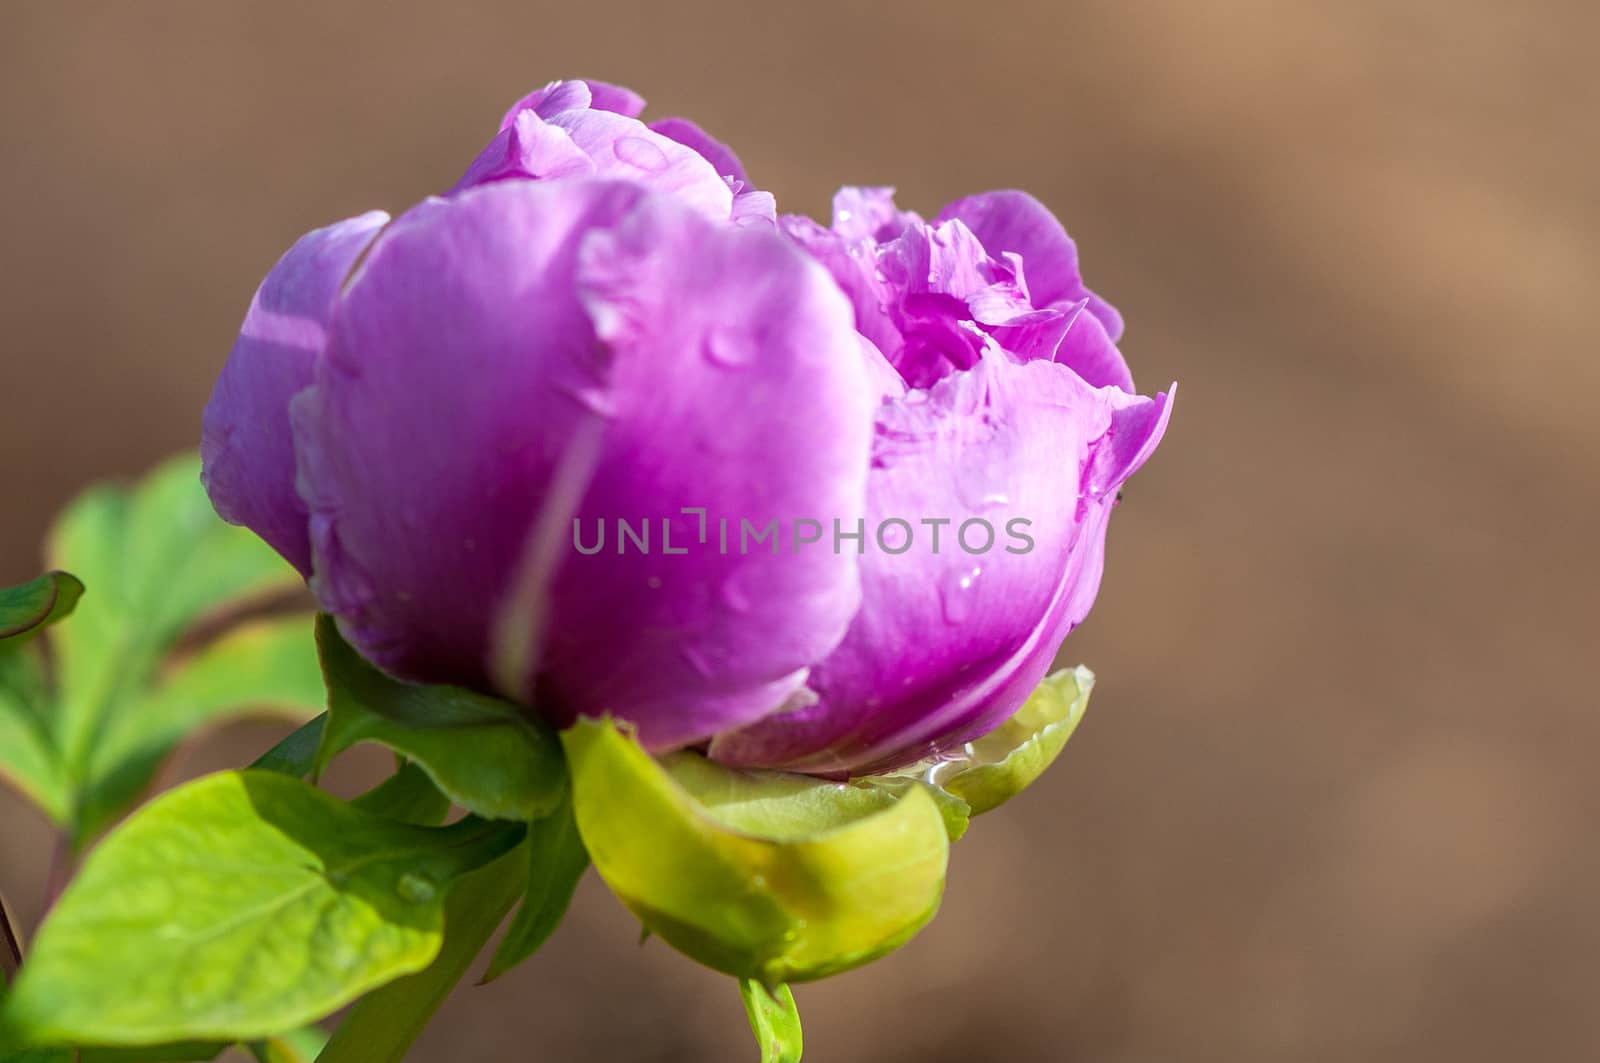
0, 644, 70, 822
740, 980, 802, 1063
0, 770, 524, 1048
48, 455, 303, 781
564, 718, 948, 984
482, 790, 589, 983
0, 455, 322, 843
937, 666, 1093, 816
79, 1042, 228, 1062
351, 763, 451, 827
314, 848, 526, 1063
76, 619, 327, 840
0, 1047, 72, 1063
0, 572, 83, 642
314, 616, 564, 822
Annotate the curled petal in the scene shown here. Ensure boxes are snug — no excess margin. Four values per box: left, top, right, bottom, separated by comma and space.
498, 79, 646, 129
650, 116, 748, 184
200, 211, 389, 576
937, 189, 1124, 342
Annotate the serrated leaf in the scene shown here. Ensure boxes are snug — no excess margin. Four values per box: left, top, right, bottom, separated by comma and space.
314, 616, 564, 822
0, 770, 523, 1048
938, 666, 1093, 816
482, 790, 589, 983
564, 718, 948, 984
740, 980, 802, 1063
0, 572, 83, 642
76, 618, 326, 840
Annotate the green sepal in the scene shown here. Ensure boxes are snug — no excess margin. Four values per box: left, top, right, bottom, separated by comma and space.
250, 714, 327, 779
482, 788, 589, 983
0, 572, 83, 642
0, 770, 523, 1049
740, 979, 802, 1063
934, 666, 1093, 816
313, 615, 564, 822
563, 717, 948, 984
351, 762, 452, 826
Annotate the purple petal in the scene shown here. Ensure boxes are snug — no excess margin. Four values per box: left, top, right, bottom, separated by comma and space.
937, 190, 1124, 343
832, 187, 922, 242
710, 353, 1174, 774
294, 179, 874, 751
200, 211, 388, 576
452, 109, 597, 193
778, 214, 902, 358
730, 188, 777, 226
543, 109, 732, 217
649, 116, 748, 184
498, 79, 646, 130
989, 298, 1135, 392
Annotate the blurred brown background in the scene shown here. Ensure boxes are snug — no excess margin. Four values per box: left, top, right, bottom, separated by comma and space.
2, 1, 1597, 1060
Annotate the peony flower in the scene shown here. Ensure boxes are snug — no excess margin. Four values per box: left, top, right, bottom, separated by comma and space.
201, 80, 1171, 778
710, 187, 1172, 774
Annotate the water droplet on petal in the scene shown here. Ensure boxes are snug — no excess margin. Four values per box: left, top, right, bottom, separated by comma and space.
938, 565, 983, 623
703, 324, 755, 369
615, 135, 670, 173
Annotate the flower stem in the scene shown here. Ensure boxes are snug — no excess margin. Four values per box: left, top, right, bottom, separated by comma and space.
0, 890, 22, 986
314, 844, 527, 1063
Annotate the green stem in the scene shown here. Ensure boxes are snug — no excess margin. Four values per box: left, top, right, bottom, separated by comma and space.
0, 889, 21, 987
314, 844, 527, 1063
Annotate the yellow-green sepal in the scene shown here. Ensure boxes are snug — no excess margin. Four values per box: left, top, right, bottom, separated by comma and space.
936, 665, 1094, 816
562, 717, 949, 984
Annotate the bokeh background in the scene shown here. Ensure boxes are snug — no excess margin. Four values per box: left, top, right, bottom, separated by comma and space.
3, 1, 1597, 1060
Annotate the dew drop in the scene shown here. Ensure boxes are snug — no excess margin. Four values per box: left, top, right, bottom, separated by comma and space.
615, 135, 670, 173
938, 565, 983, 623
396, 871, 438, 904
703, 324, 755, 369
